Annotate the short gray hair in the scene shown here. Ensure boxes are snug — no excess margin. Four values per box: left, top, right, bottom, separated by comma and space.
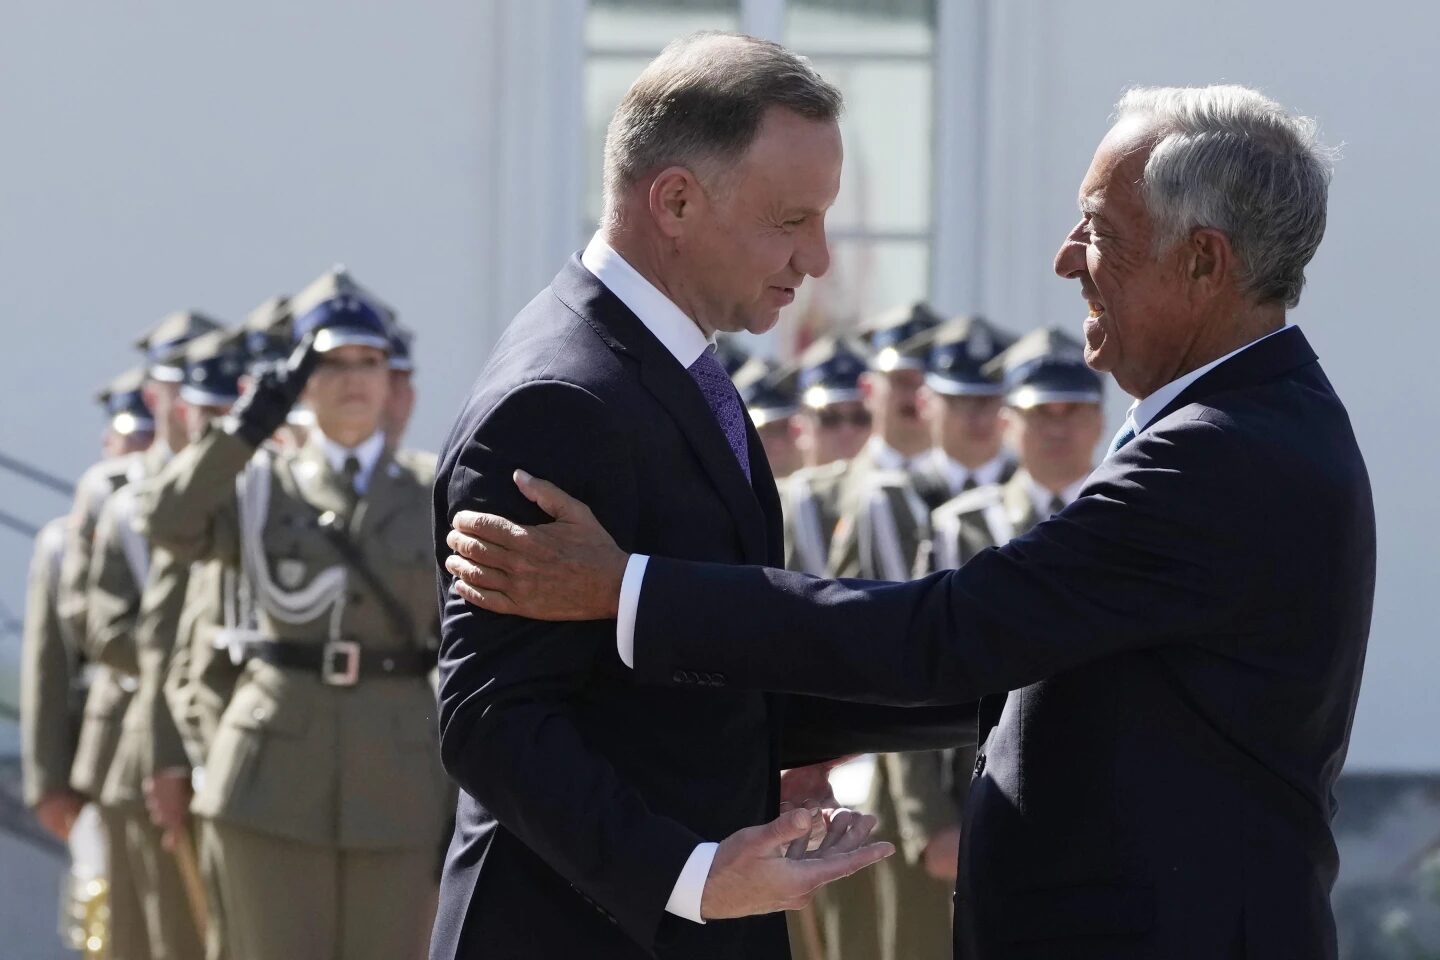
1115, 85, 1338, 308
602, 32, 842, 223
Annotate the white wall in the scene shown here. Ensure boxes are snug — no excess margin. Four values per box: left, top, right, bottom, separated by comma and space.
969, 0, 1439, 770
0, 1, 507, 686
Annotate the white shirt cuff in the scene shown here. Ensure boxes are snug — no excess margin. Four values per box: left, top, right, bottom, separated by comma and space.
665, 841, 717, 924
616, 553, 650, 669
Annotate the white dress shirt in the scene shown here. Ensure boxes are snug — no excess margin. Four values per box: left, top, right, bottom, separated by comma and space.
929, 449, 1011, 497
1023, 473, 1088, 519
319, 429, 386, 494
582, 232, 718, 925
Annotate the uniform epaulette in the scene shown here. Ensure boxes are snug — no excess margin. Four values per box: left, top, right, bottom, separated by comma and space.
788, 458, 847, 497
933, 483, 1004, 521
392, 448, 439, 485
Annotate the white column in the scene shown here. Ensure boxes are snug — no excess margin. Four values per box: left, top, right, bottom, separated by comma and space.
474, 0, 587, 353
929, 0, 987, 315
977, 0, 1053, 329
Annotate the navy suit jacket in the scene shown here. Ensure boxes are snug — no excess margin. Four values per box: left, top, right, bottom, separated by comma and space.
631, 327, 1376, 960
429, 257, 971, 959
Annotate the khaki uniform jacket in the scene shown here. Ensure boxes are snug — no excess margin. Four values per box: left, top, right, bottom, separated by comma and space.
70, 448, 163, 800
138, 426, 448, 851
101, 542, 193, 808
779, 459, 848, 576
164, 557, 237, 771
928, 468, 1043, 573
20, 518, 81, 806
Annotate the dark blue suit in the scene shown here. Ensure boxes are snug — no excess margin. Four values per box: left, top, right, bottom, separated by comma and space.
630, 327, 1375, 959
429, 257, 970, 959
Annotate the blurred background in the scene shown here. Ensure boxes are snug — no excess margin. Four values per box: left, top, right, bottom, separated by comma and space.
1, 1, 1436, 955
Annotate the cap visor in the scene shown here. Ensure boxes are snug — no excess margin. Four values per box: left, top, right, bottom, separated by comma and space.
313, 329, 393, 354
803, 386, 863, 409
110, 413, 156, 436
749, 405, 799, 428
1007, 387, 1104, 409
181, 385, 241, 407
148, 364, 185, 383
925, 374, 1004, 397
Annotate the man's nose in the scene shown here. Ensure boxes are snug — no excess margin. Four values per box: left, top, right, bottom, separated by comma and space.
795, 220, 831, 279
1054, 222, 1086, 279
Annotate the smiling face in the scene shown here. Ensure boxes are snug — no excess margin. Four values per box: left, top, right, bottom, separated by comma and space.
1054, 118, 1202, 399
666, 107, 842, 337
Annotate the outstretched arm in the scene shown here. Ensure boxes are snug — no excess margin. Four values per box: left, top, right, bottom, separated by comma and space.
445, 418, 1237, 705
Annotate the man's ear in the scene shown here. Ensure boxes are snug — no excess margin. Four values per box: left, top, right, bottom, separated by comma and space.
649, 166, 705, 239
1186, 227, 1234, 297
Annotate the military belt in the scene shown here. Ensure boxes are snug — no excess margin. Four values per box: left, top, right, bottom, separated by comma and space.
244, 639, 435, 687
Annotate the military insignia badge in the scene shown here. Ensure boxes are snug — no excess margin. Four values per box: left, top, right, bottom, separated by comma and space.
275, 558, 307, 590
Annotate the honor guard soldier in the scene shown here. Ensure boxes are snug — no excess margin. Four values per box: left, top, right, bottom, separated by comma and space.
25, 370, 158, 841
778, 335, 871, 577
99, 367, 160, 458
137, 269, 449, 960
734, 356, 801, 479
826, 302, 944, 578
838, 316, 1015, 960
67, 312, 221, 960
22, 515, 88, 843
850, 315, 1018, 582
928, 326, 1106, 572
902, 328, 1105, 947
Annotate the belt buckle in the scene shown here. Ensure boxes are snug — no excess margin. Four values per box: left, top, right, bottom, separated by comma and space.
321, 640, 361, 687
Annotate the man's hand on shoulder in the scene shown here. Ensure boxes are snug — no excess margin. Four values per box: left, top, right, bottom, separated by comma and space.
699, 807, 894, 920
446, 470, 627, 620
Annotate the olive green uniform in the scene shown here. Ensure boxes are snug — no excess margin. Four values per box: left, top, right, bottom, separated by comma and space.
63, 452, 153, 960
844, 468, 958, 960
21, 518, 83, 810
139, 426, 449, 960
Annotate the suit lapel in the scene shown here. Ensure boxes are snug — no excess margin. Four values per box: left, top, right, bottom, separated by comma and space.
1155, 326, 1318, 425
551, 256, 769, 565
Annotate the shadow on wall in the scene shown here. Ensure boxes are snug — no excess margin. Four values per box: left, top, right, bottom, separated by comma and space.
1335, 774, 1440, 958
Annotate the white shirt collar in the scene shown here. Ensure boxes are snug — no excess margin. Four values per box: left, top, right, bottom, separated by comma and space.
1025, 473, 1089, 519
581, 232, 712, 368
934, 449, 1010, 495
319, 429, 386, 493
867, 436, 920, 473
1127, 326, 1291, 433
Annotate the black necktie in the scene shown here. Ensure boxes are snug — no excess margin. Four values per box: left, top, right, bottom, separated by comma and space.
342, 455, 362, 502
1048, 494, 1067, 517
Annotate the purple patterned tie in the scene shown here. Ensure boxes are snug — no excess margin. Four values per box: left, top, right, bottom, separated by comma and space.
687, 349, 752, 482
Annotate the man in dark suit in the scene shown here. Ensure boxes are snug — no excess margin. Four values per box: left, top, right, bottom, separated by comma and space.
442, 85, 1374, 959
429, 33, 970, 960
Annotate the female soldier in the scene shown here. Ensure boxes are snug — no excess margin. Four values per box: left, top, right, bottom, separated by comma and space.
137, 271, 447, 960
